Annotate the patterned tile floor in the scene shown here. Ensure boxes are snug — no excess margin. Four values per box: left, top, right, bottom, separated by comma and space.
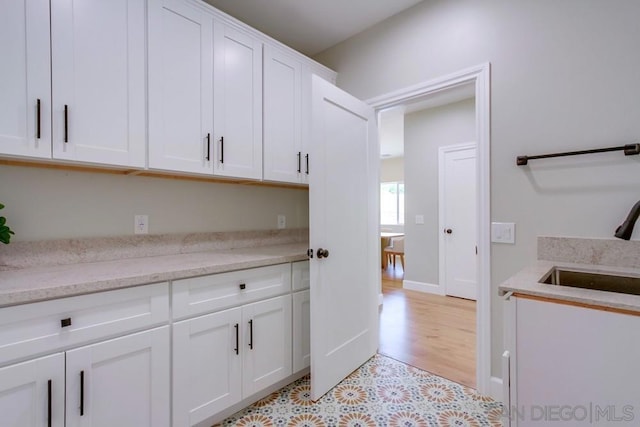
218, 354, 503, 426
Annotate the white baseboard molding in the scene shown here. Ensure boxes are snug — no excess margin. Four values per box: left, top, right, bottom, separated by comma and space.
489, 376, 503, 403
403, 280, 444, 295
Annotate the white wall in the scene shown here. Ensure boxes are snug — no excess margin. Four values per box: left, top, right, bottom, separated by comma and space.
380, 157, 404, 182
0, 165, 309, 241
315, 0, 640, 378
404, 98, 475, 286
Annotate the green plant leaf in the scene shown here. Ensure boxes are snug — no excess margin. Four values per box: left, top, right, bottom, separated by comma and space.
0, 217, 5, 226
0, 203, 4, 209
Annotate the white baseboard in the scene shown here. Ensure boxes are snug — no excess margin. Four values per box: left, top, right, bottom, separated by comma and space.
403, 280, 444, 295
489, 376, 503, 403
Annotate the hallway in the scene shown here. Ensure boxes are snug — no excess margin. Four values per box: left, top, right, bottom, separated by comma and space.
379, 265, 477, 388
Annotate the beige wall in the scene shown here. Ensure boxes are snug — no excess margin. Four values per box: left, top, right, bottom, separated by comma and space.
315, 0, 640, 378
404, 98, 475, 286
0, 165, 309, 241
380, 157, 404, 182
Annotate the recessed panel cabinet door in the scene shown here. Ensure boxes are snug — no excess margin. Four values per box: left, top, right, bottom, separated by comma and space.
65, 327, 170, 427
0, 0, 51, 159
148, 0, 214, 174
172, 307, 242, 427
0, 353, 65, 427
309, 75, 379, 400
263, 46, 302, 184
214, 23, 263, 179
242, 295, 292, 396
51, 0, 146, 167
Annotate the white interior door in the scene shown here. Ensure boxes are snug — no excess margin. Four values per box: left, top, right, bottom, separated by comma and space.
439, 143, 477, 300
309, 75, 379, 401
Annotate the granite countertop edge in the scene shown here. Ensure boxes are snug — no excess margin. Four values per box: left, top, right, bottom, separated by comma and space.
0, 243, 309, 308
498, 260, 640, 313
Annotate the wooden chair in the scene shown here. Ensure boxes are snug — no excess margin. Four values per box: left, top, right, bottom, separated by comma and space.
384, 237, 404, 269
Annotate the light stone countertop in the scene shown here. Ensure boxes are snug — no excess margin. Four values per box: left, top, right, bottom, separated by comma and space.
0, 243, 309, 308
498, 260, 640, 313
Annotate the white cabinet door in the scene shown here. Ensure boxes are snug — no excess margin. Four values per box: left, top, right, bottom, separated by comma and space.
263, 46, 302, 184
0, 353, 65, 427
213, 23, 262, 179
51, 0, 146, 167
242, 295, 292, 396
513, 297, 640, 427
292, 290, 311, 372
0, 0, 51, 159
65, 327, 170, 427
148, 0, 214, 174
172, 307, 242, 427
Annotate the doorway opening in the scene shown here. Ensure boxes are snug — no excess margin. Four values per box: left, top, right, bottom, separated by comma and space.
368, 63, 491, 395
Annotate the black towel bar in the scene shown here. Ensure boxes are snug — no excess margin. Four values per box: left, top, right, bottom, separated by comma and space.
517, 143, 640, 166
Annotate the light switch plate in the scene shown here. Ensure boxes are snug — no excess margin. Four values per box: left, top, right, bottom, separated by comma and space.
491, 222, 515, 244
415, 215, 424, 225
277, 214, 286, 229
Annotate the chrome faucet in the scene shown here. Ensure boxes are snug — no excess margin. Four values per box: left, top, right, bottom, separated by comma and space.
615, 200, 640, 240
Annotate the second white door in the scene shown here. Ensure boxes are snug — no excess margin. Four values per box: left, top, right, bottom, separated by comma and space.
439, 143, 477, 300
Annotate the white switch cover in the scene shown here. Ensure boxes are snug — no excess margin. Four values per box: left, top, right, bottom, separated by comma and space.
277, 214, 286, 229
415, 215, 425, 225
134, 215, 149, 235
491, 222, 515, 244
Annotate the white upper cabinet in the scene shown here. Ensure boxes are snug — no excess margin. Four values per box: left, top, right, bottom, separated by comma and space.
0, 0, 51, 159
263, 46, 303, 184
213, 23, 263, 180
148, 0, 214, 174
51, 0, 146, 167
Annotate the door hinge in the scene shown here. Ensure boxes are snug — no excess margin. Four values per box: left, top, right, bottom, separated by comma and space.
475, 245, 478, 255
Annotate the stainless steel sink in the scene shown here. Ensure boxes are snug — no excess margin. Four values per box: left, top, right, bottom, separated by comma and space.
541, 267, 640, 296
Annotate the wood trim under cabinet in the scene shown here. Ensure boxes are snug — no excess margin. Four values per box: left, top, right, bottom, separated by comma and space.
0, 159, 309, 191
513, 292, 640, 317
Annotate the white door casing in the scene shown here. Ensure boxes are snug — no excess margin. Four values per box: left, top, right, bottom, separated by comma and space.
365, 63, 492, 396
309, 75, 380, 401
439, 143, 477, 300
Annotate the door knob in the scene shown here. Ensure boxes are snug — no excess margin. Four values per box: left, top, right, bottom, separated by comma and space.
445, 228, 453, 234
317, 248, 329, 258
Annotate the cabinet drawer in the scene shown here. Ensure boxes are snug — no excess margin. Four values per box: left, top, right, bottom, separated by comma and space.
0, 283, 169, 367
172, 264, 291, 320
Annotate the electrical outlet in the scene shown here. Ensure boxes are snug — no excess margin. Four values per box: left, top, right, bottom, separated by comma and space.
134, 215, 149, 235
277, 214, 286, 229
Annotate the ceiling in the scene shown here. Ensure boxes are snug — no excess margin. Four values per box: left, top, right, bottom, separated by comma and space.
204, 0, 424, 57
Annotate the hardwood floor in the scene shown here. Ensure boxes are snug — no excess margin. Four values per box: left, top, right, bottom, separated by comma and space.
379, 264, 477, 388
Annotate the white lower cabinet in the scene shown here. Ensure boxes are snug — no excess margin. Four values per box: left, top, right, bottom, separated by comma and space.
0, 353, 65, 427
292, 289, 310, 372
173, 307, 242, 427
242, 295, 292, 395
503, 295, 640, 427
173, 294, 292, 427
0, 327, 170, 427
65, 327, 170, 427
